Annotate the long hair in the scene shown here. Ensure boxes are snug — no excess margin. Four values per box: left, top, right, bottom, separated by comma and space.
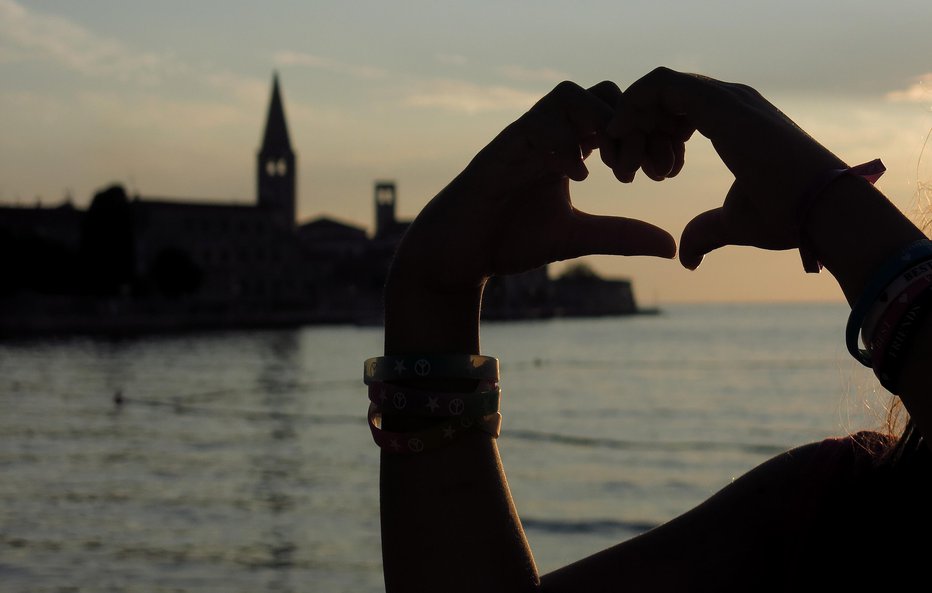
878, 126, 932, 466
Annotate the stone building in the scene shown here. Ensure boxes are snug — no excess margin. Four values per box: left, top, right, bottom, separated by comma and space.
0, 74, 644, 334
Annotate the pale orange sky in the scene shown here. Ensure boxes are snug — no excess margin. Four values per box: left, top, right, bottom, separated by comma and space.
2, 0, 931, 303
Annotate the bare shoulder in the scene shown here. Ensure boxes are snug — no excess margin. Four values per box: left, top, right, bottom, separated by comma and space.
541, 436, 882, 592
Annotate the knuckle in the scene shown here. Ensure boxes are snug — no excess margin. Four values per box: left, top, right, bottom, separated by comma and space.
593, 79, 621, 93
553, 80, 582, 96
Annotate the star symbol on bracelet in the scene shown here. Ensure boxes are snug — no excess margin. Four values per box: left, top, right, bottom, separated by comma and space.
426, 396, 440, 413
442, 425, 456, 439
393, 360, 407, 375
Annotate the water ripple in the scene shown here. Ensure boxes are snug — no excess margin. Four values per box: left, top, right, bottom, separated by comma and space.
508, 428, 787, 456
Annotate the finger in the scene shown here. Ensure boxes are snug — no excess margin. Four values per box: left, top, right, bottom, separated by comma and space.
678, 207, 732, 270
587, 80, 623, 108
666, 115, 695, 178
614, 130, 645, 183
668, 139, 686, 177
517, 110, 590, 181
561, 210, 677, 260
533, 80, 614, 137
643, 133, 675, 180
525, 81, 619, 180
586, 80, 625, 173
614, 67, 728, 140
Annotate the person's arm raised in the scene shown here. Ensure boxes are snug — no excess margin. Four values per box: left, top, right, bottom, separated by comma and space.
379, 81, 675, 593
609, 66, 931, 443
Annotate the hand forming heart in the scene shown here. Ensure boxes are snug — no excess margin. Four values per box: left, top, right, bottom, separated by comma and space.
388, 68, 848, 301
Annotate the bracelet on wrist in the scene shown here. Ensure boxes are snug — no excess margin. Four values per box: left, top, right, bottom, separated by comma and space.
363, 354, 503, 454
797, 158, 886, 273
845, 239, 932, 367
364, 354, 499, 384
872, 283, 932, 394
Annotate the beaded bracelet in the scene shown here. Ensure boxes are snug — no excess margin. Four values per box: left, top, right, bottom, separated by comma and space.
873, 283, 932, 394
368, 403, 503, 454
364, 354, 499, 384
368, 381, 501, 418
797, 159, 886, 273
845, 239, 932, 366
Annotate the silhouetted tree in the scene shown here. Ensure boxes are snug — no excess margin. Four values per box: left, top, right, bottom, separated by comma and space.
558, 262, 600, 282
0, 227, 80, 296
80, 185, 136, 295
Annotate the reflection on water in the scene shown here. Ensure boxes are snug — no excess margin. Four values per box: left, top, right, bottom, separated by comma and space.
0, 304, 881, 592
0, 326, 384, 593
254, 332, 299, 593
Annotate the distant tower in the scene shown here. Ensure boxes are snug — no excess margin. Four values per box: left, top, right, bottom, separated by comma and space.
257, 73, 296, 229
374, 181, 397, 239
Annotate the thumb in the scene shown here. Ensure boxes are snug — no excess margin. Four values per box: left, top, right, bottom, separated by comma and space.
564, 211, 677, 260
679, 207, 732, 270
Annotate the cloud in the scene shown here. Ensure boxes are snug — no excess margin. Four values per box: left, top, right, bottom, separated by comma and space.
403, 79, 541, 114
77, 91, 246, 130
886, 73, 932, 104
498, 64, 568, 84
0, 0, 177, 84
0, 0, 276, 121
206, 71, 269, 105
272, 50, 388, 80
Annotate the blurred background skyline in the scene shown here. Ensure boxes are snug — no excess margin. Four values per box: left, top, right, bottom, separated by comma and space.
2, 0, 931, 303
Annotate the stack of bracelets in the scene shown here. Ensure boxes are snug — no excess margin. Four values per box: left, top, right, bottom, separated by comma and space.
363, 228, 931, 452
363, 354, 502, 454
847, 238, 932, 394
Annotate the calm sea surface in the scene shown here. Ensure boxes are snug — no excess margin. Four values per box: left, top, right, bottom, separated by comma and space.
0, 303, 888, 592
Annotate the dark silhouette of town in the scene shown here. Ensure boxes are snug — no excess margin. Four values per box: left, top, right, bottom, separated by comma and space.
0, 75, 648, 335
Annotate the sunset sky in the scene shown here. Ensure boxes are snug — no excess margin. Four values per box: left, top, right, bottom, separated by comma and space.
2, 0, 931, 303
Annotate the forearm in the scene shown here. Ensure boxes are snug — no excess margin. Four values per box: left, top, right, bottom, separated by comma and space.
806, 175, 932, 442
379, 280, 540, 593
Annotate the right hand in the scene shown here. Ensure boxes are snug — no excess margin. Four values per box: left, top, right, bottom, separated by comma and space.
606, 67, 848, 270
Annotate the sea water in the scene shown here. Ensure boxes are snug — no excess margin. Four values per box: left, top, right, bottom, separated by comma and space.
0, 303, 887, 592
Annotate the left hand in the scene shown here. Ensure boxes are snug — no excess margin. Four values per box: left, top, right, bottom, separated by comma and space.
388, 80, 677, 299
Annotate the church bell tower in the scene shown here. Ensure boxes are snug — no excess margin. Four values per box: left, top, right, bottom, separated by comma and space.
257, 73, 296, 229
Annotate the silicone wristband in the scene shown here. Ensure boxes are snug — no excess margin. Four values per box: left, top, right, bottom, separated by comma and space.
368, 381, 501, 418
845, 239, 932, 366
797, 159, 886, 273
874, 283, 932, 394
868, 274, 932, 369
861, 263, 932, 348
364, 354, 499, 383
368, 403, 502, 454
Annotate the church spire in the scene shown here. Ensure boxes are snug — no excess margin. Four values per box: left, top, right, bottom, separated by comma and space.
261, 72, 292, 152
257, 73, 296, 229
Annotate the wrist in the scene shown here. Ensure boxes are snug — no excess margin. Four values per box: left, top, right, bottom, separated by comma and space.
804, 174, 926, 304
384, 277, 484, 355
